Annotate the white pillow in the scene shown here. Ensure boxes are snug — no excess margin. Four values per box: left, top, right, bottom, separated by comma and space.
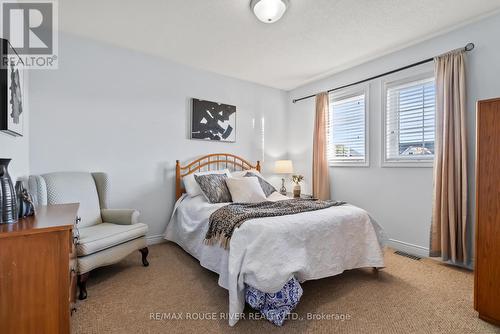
231, 170, 247, 178
183, 169, 230, 197
231, 169, 262, 178
226, 177, 267, 203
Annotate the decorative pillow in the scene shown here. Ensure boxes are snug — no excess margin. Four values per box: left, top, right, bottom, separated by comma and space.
184, 169, 230, 197
226, 177, 267, 203
245, 172, 276, 197
194, 174, 232, 203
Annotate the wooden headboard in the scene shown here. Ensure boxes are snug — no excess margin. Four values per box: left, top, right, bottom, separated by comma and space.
176, 153, 261, 200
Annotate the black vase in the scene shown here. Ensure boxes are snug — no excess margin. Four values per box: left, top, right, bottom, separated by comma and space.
0, 158, 18, 224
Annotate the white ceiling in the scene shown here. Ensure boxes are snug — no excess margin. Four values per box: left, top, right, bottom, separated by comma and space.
59, 0, 500, 90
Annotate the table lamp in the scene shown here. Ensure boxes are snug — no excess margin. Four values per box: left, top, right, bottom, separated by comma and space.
274, 160, 293, 195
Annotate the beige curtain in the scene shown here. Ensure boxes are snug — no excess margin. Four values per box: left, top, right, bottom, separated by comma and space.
430, 49, 468, 264
313, 92, 331, 200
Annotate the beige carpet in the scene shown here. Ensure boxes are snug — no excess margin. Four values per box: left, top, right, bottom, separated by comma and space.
71, 242, 499, 334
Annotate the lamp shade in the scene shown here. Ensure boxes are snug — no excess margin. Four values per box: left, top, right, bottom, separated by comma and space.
274, 160, 293, 174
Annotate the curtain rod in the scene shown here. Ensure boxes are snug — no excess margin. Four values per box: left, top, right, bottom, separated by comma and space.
292, 43, 475, 104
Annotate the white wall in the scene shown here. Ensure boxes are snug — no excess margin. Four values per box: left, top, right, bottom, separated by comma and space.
29, 14, 500, 257
288, 13, 500, 259
0, 74, 29, 182
29, 33, 288, 242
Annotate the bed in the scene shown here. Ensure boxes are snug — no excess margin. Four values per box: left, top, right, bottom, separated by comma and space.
164, 154, 385, 326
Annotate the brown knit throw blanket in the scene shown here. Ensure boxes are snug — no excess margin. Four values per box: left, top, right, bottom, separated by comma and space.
204, 198, 345, 249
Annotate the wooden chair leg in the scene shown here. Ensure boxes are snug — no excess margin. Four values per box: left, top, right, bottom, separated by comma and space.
139, 247, 149, 267
77, 272, 90, 300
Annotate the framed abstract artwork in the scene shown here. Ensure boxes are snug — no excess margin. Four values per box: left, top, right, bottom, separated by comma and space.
1, 39, 25, 137
191, 98, 236, 142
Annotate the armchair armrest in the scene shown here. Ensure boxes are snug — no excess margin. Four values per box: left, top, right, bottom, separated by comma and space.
101, 209, 140, 225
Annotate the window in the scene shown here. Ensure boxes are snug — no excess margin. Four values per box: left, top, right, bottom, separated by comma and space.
327, 88, 368, 166
384, 75, 435, 166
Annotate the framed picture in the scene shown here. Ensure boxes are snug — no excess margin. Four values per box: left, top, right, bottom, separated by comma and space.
1, 39, 25, 137
191, 98, 236, 142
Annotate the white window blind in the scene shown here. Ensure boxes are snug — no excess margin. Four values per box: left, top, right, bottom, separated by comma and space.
385, 76, 435, 164
328, 91, 367, 165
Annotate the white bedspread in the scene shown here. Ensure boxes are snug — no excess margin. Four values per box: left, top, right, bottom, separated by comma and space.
164, 193, 385, 326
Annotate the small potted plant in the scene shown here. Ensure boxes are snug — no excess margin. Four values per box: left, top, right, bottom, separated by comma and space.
292, 175, 304, 198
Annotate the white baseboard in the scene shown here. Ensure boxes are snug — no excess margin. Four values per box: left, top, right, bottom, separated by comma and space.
146, 235, 429, 256
146, 234, 166, 245
387, 239, 429, 258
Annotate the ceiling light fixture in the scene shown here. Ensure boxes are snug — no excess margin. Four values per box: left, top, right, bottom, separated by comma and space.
250, 0, 289, 24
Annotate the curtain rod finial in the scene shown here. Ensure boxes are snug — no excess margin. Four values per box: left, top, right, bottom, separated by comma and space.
465, 43, 475, 51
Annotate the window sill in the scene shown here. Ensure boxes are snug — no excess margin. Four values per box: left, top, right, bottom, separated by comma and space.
329, 161, 370, 168
382, 160, 433, 168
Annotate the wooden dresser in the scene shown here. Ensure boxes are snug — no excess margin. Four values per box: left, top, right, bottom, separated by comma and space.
0, 203, 80, 334
474, 98, 500, 326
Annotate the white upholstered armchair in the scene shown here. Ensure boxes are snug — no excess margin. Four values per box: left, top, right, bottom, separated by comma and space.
28, 172, 149, 300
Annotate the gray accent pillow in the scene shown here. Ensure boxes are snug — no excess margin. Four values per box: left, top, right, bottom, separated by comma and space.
194, 174, 232, 203
245, 172, 276, 197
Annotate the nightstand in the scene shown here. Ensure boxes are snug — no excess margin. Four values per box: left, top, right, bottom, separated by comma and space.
286, 192, 313, 199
